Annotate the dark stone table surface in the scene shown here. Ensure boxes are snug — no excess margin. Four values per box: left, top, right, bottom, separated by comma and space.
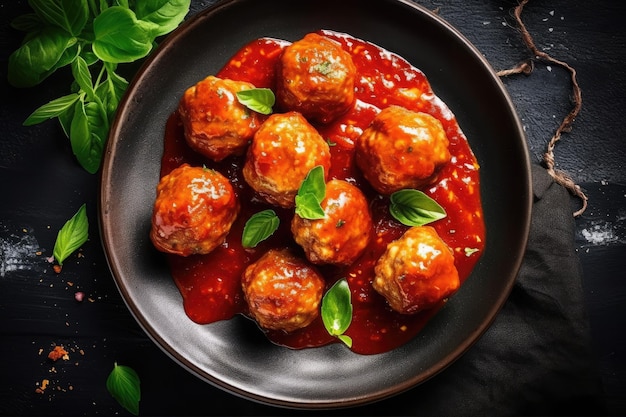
1, 0, 624, 415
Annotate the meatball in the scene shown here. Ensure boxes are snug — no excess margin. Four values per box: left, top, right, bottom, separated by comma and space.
241, 249, 325, 332
355, 105, 451, 194
292, 179, 373, 265
242, 111, 331, 208
150, 164, 240, 256
373, 226, 459, 314
178, 75, 266, 161
276, 33, 356, 124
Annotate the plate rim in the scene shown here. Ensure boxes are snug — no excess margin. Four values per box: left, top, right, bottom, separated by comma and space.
99, 0, 532, 409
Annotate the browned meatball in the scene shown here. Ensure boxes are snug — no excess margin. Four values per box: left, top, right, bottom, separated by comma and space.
242, 111, 331, 208
178, 75, 266, 161
355, 105, 451, 194
373, 226, 459, 314
241, 249, 325, 332
150, 164, 240, 256
291, 179, 373, 265
276, 33, 356, 124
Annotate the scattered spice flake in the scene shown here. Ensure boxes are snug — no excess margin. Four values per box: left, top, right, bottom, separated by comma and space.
53, 264, 62, 274
74, 291, 85, 302
35, 379, 50, 394
48, 345, 69, 362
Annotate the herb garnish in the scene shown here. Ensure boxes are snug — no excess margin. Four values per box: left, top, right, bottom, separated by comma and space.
106, 362, 141, 416
9, 0, 191, 174
236, 88, 275, 115
313, 60, 332, 76
294, 165, 326, 220
464, 247, 480, 257
242, 209, 280, 248
321, 278, 353, 348
389, 189, 447, 226
53, 203, 89, 268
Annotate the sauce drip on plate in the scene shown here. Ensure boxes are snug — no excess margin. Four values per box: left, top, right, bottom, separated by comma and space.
158, 30, 485, 355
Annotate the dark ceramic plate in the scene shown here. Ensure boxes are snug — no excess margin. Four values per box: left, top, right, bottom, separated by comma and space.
100, 0, 531, 409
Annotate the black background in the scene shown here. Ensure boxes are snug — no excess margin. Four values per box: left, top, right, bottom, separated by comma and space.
1, 0, 624, 415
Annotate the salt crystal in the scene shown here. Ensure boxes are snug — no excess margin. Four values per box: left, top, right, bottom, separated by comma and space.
0, 230, 42, 277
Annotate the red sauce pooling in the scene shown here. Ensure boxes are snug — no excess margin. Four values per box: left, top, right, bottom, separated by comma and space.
158, 30, 485, 355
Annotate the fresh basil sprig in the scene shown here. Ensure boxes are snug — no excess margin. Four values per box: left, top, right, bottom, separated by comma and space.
242, 209, 280, 248
389, 189, 447, 226
321, 278, 353, 348
106, 362, 141, 416
53, 203, 89, 266
9, 0, 191, 173
295, 165, 326, 220
236, 88, 275, 115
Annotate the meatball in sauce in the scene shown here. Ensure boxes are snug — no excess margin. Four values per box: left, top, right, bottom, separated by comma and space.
276, 33, 357, 124
150, 164, 240, 256
373, 226, 460, 314
178, 75, 266, 161
242, 111, 331, 208
355, 105, 451, 194
242, 249, 326, 333
155, 31, 486, 354
292, 179, 373, 266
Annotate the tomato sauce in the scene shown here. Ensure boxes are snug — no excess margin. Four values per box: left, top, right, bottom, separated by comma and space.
158, 30, 485, 355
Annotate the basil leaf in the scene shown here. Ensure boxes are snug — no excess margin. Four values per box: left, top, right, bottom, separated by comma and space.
29, 0, 89, 36
299, 165, 325, 202
58, 101, 76, 137
236, 88, 275, 115
9, 0, 189, 176
295, 193, 326, 220
70, 100, 105, 174
106, 362, 141, 416
7, 26, 73, 87
321, 278, 353, 348
389, 189, 447, 226
10, 13, 43, 32
92, 7, 156, 63
337, 334, 353, 347
23, 93, 80, 126
135, 0, 191, 37
53, 204, 88, 266
96, 64, 128, 120
294, 165, 326, 220
53, 41, 80, 71
71, 56, 95, 99
242, 209, 280, 248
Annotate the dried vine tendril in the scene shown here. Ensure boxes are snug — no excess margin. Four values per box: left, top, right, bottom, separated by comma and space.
497, 0, 588, 217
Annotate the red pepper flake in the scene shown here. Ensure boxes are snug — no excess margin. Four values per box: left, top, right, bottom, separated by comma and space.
47, 345, 69, 362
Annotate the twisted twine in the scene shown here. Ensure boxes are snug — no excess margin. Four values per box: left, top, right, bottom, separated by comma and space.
496, 0, 588, 217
